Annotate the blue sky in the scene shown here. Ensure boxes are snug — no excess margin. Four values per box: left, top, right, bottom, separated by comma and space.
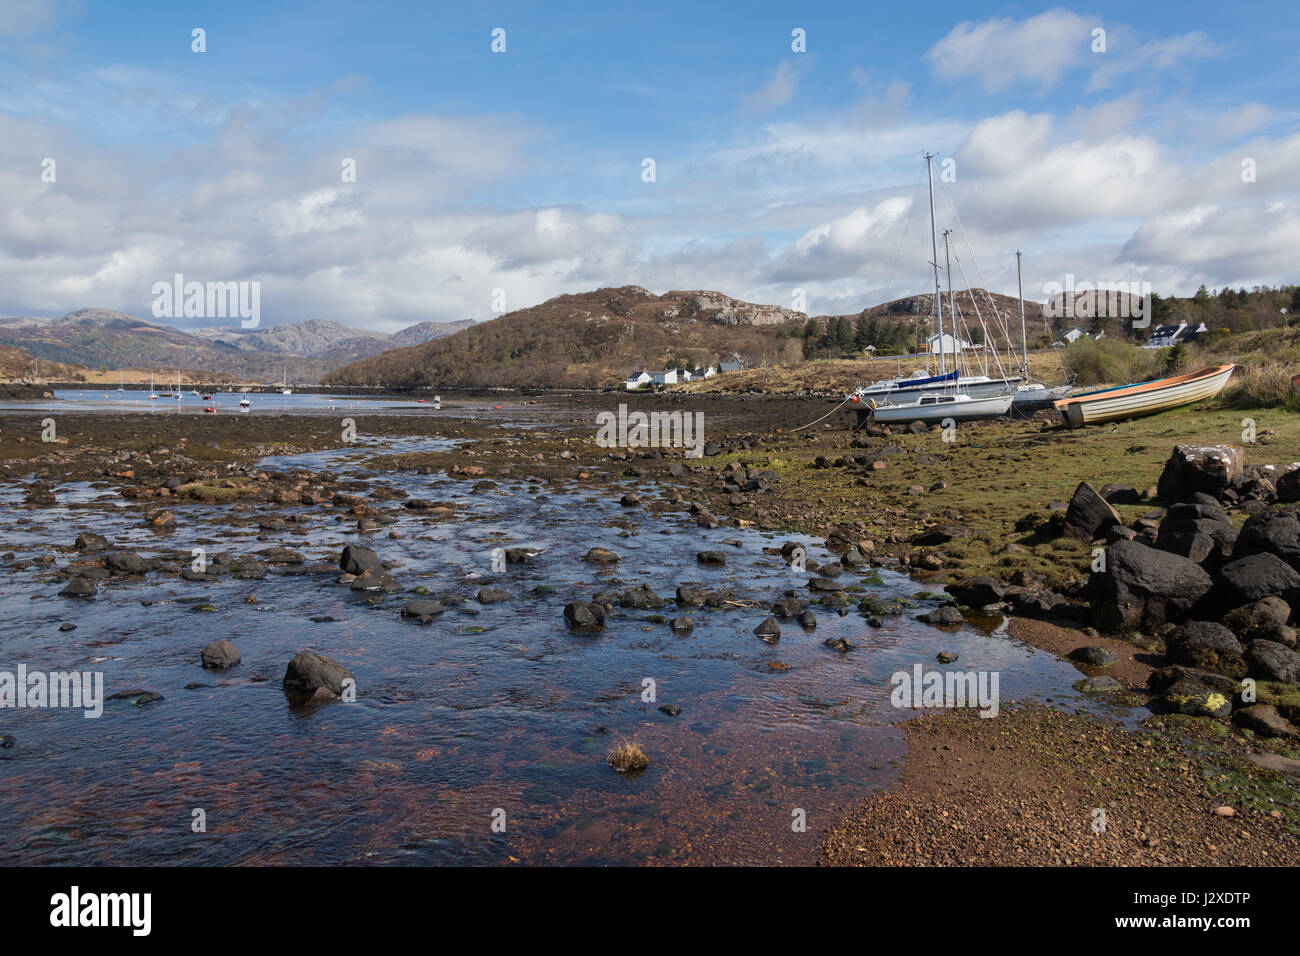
1, 0, 1297, 330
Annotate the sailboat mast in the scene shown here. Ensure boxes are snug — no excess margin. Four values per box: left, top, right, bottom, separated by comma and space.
943, 229, 957, 377
925, 152, 945, 375
1016, 250, 1029, 371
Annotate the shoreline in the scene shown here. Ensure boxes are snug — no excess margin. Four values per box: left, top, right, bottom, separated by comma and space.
2, 395, 1298, 865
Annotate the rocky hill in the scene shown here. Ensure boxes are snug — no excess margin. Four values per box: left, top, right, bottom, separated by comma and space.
323, 286, 810, 389
0, 311, 475, 383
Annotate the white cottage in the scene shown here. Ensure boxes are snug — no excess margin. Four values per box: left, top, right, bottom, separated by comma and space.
926, 331, 972, 355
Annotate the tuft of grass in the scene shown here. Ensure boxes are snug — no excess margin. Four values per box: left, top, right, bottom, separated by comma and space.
1219, 362, 1300, 409
607, 738, 650, 773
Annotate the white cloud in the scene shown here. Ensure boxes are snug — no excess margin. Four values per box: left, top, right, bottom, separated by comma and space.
927, 9, 1095, 92
740, 61, 808, 113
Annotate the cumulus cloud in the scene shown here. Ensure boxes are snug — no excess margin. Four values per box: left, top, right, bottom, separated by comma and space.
927, 9, 1096, 92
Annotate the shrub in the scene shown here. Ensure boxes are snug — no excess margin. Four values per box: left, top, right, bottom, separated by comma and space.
607, 739, 650, 773
1061, 337, 1164, 386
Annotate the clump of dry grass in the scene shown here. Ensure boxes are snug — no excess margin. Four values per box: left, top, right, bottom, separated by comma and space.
607, 739, 650, 773
1218, 362, 1300, 409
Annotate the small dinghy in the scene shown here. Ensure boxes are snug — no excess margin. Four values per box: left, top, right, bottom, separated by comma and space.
1053, 364, 1235, 428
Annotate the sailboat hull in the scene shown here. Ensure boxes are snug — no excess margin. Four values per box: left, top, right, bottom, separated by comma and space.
869, 393, 1013, 424
1053, 364, 1234, 428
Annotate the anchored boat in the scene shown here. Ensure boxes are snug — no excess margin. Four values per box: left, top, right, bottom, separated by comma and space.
869, 390, 1013, 424
1053, 364, 1235, 428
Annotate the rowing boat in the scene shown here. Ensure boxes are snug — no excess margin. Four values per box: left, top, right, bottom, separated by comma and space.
1052, 364, 1235, 428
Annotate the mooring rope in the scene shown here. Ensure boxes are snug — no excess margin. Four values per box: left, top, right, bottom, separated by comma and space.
790, 394, 856, 432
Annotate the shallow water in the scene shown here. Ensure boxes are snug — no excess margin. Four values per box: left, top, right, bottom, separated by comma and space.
0, 435, 1134, 865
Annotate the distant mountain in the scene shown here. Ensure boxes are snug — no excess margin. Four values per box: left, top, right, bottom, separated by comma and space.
0, 311, 477, 382
324, 286, 809, 389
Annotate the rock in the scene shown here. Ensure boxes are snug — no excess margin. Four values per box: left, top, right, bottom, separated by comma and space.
582, 547, 619, 564
1153, 674, 1233, 718
1075, 675, 1124, 693
797, 609, 816, 628
1213, 805, 1237, 817
1086, 540, 1214, 633
1157, 444, 1244, 501
946, 577, 1005, 607
59, 577, 97, 599
1099, 483, 1141, 505
919, 606, 963, 626
477, 587, 510, 604
658, 704, 682, 717
282, 652, 355, 700
350, 568, 400, 592
696, 550, 726, 565
936, 651, 958, 664
1233, 704, 1299, 738
771, 596, 804, 618
104, 551, 147, 575
1068, 645, 1119, 668
339, 544, 382, 575
563, 601, 606, 629
1224, 597, 1293, 644
1245, 640, 1300, 682
401, 600, 445, 622
1215, 552, 1300, 608
1235, 509, 1300, 571
619, 493, 640, 507
1166, 621, 1246, 678
824, 636, 853, 652
106, 689, 164, 706
230, 557, 268, 580
1155, 531, 1218, 565
74, 532, 110, 552
670, 615, 694, 633
754, 616, 781, 642
913, 524, 973, 546
620, 584, 665, 609
146, 510, 176, 529
675, 586, 708, 607
1063, 481, 1121, 541
1276, 467, 1300, 503
200, 640, 241, 669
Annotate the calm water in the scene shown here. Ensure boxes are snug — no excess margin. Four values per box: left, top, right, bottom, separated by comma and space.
0, 433, 1130, 865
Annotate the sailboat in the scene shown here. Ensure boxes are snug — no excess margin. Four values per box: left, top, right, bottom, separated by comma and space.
175, 370, 183, 401
281, 367, 293, 395
117, 371, 125, 393
239, 382, 251, 408
148, 374, 158, 400
855, 155, 1013, 424
1009, 250, 1074, 416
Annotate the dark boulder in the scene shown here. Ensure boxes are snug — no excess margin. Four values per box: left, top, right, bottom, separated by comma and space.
919, 606, 963, 626
1215, 552, 1300, 608
74, 532, 110, 552
1245, 640, 1300, 683
1063, 481, 1121, 541
946, 577, 1005, 607
1165, 621, 1246, 678
1156, 444, 1243, 501
104, 551, 147, 575
1068, 645, 1119, 668
339, 544, 382, 575
401, 600, 445, 622
477, 587, 510, 604
1233, 704, 1299, 738
620, 584, 665, 609
201, 640, 241, 669
1087, 540, 1213, 633
1235, 508, 1300, 570
1224, 597, 1293, 644
1099, 483, 1141, 505
563, 601, 606, 629
58, 577, 97, 599
282, 652, 355, 700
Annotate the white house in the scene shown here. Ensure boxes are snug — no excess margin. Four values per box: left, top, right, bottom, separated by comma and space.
1061, 327, 1086, 344
718, 354, 744, 373
1145, 322, 1208, 349
693, 366, 716, 379
625, 370, 652, 390
926, 331, 972, 355
651, 369, 680, 386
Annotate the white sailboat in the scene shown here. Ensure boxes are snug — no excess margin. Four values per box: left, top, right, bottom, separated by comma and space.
281, 367, 293, 395
239, 381, 251, 408
117, 371, 125, 392
148, 374, 158, 400
862, 156, 1015, 425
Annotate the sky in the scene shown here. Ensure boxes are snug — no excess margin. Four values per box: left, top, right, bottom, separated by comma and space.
1, 0, 1297, 331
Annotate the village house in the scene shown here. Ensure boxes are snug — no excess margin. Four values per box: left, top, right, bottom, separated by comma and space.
1060, 327, 1087, 344
1144, 321, 1208, 349
718, 354, 744, 373
926, 331, 972, 355
624, 370, 652, 390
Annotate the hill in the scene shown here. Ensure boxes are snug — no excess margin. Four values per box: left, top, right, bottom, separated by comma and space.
323, 286, 810, 389
0, 311, 475, 383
